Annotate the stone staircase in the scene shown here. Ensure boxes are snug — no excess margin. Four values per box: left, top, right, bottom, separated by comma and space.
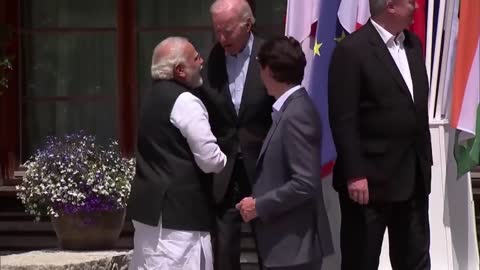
1, 250, 132, 270
0, 194, 260, 269
1, 169, 478, 269
0, 196, 133, 250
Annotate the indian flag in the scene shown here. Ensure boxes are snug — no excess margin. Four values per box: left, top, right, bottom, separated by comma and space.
451, 0, 480, 177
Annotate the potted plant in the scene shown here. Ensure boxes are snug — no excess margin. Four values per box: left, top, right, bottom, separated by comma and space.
16, 132, 135, 250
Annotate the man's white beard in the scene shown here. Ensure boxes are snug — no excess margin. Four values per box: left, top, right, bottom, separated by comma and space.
190, 72, 203, 88
186, 66, 203, 88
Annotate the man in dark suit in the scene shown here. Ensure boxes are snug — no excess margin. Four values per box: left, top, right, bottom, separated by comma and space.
328, 0, 433, 269
198, 0, 274, 269
236, 36, 334, 270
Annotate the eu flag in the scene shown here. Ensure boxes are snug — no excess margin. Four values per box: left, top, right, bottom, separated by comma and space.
308, 0, 342, 176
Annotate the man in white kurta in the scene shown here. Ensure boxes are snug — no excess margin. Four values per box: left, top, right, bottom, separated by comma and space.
128, 37, 227, 270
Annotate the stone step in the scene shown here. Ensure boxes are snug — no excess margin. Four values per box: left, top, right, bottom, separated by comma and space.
1, 250, 132, 270
240, 251, 259, 264
0, 221, 54, 232
241, 235, 257, 250
0, 236, 257, 251
0, 235, 133, 250
241, 264, 261, 270
0, 195, 261, 266
0, 249, 259, 269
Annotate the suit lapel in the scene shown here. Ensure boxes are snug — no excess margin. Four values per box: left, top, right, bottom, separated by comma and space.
256, 114, 280, 167
404, 33, 425, 109
256, 89, 306, 167
221, 81, 238, 121
238, 37, 262, 122
213, 50, 238, 121
367, 22, 414, 103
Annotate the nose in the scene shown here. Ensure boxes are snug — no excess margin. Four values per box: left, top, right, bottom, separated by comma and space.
199, 56, 204, 65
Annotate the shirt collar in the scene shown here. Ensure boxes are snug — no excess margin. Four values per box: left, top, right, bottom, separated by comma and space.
371, 19, 405, 46
272, 85, 302, 112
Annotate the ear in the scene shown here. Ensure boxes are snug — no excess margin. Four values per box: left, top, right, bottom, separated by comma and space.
174, 64, 186, 79
261, 65, 274, 83
245, 18, 253, 32
266, 66, 273, 77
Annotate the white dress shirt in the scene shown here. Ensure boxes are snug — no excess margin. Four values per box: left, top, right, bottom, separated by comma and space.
226, 33, 254, 114
371, 19, 414, 101
170, 92, 226, 173
272, 85, 303, 112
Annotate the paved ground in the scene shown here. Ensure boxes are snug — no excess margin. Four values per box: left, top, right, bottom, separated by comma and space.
0, 250, 131, 270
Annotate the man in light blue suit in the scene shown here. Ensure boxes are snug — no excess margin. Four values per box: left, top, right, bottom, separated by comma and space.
236, 36, 334, 270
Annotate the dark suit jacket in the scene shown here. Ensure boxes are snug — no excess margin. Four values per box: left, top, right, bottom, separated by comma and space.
198, 36, 275, 203
328, 21, 433, 201
253, 88, 334, 268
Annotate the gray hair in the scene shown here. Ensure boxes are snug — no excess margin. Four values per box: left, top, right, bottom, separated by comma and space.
210, 0, 256, 25
151, 37, 189, 80
369, 0, 389, 17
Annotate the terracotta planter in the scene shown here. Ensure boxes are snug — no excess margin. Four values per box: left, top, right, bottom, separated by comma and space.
51, 209, 126, 250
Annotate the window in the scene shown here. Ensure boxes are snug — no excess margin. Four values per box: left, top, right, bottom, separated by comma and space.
0, 0, 287, 182
21, 0, 118, 160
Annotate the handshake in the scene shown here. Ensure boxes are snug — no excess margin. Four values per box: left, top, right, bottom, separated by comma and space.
235, 197, 257, 222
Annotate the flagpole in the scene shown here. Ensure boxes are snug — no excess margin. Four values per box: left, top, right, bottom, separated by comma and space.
432, 2, 457, 269
425, 0, 434, 84
436, 0, 457, 121
285, 0, 291, 35
442, 0, 458, 121
428, 0, 447, 121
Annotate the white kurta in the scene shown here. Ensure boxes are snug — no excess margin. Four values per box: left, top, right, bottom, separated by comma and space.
129, 86, 225, 270
129, 220, 213, 270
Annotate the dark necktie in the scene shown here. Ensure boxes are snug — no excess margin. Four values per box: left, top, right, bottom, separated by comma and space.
271, 109, 280, 124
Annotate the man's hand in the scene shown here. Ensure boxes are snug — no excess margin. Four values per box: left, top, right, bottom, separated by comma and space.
235, 197, 257, 222
347, 178, 369, 205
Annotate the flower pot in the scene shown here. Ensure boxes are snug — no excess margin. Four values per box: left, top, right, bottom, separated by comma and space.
51, 209, 126, 250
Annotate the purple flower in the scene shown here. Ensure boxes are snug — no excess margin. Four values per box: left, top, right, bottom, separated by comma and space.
17, 131, 135, 220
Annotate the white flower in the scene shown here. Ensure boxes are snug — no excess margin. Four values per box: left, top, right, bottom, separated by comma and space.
17, 135, 135, 220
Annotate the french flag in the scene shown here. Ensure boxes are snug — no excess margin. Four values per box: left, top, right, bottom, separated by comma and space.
337, 0, 370, 33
